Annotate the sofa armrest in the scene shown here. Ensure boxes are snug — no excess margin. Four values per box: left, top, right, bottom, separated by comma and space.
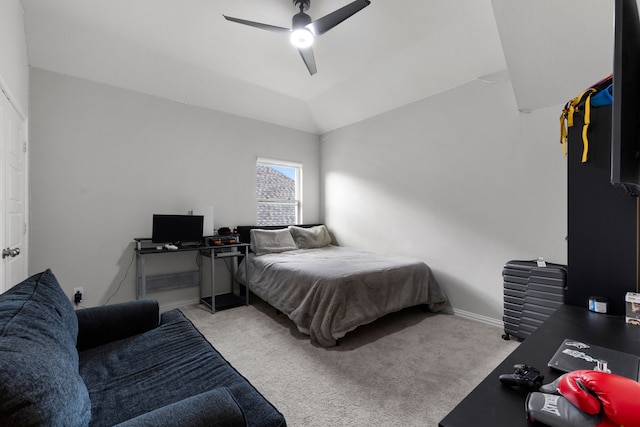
112, 388, 246, 427
76, 299, 160, 351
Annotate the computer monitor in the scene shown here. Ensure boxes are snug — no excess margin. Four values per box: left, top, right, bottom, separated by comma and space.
151, 214, 204, 245
611, 0, 640, 195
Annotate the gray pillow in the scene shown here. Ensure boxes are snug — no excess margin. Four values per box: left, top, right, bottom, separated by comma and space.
288, 225, 332, 249
250, 228, 298, 255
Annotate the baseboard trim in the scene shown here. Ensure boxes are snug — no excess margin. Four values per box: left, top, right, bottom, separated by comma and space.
443, 306, 503, 329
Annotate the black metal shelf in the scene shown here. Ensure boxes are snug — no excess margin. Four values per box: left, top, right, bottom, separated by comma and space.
201, 293, 245, 311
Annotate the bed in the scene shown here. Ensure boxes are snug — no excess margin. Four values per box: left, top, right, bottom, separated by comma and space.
235, 224, 448, 347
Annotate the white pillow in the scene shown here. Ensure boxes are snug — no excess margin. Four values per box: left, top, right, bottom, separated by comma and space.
288, 225, 332, 249
250, 228, 298, 255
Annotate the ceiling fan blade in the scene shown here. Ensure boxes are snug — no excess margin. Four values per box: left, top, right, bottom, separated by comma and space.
298, 47, 317, 75
306, 0, 371, 35
223, 15, 291, 33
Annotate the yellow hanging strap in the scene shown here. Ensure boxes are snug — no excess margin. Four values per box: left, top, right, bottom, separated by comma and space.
560, 103, 571, 157
559, 88, 596, 162
581, 91, 594, 163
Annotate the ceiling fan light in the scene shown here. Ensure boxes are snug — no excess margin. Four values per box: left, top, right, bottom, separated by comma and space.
290, 28, 314, 48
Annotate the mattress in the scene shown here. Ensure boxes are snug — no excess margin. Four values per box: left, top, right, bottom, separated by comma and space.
237, 245, 447, 346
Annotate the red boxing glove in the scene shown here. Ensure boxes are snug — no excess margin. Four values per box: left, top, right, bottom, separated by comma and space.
557, 370, 640, 427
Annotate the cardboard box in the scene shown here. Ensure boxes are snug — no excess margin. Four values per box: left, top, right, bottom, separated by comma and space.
626, 292, 640, 325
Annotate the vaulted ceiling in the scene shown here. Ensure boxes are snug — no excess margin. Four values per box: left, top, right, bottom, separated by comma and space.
20, 0, 615, 134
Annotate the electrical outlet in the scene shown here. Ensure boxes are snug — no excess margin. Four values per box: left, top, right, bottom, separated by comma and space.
73, 287, 84, 305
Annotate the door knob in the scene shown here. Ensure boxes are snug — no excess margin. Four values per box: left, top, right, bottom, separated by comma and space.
2, 247, 20, 259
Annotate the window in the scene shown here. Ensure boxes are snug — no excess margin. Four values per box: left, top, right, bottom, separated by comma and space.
256, 158, 302, 226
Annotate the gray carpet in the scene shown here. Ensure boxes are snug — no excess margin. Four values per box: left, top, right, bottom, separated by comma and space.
181, 298, 519, 426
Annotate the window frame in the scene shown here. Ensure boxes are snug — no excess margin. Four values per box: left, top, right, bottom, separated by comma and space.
256, 157, 303, 225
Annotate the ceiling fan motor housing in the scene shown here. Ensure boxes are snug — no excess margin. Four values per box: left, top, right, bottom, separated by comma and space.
292, 11, 312, 29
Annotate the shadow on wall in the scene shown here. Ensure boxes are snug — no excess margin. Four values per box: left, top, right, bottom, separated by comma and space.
103, 243, 137, 305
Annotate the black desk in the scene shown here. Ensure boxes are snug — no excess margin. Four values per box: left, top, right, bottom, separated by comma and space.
439, 304, 640, 426
134, 240, 250, 313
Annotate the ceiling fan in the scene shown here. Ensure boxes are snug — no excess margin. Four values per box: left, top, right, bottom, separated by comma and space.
223, 0, 371, 75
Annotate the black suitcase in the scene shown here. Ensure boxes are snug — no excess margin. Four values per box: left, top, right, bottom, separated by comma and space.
502, 260, 567, 341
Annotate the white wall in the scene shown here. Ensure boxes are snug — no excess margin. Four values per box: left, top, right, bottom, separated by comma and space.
0, 0, 29, 117
29, 68, 321, 309
322, 78, 567, 323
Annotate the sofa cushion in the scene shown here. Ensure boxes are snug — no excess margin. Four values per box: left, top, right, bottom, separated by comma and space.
0, 269, 91, 426
113, 387, 246, 427
76, 299, 160, 351
80, 309, 286, 427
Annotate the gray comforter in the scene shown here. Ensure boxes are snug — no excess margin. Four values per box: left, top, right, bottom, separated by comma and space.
236, 245, 448, 347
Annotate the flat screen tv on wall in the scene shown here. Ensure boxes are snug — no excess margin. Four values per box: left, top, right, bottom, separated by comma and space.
151, 214, 204, 245
611, 0, 640, 196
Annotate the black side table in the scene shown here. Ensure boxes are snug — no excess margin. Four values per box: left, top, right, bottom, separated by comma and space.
439, 304, 640, 427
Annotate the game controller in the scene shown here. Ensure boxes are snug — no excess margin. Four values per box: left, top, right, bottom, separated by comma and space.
499, 364, 544, 391
164, 243, 178, 251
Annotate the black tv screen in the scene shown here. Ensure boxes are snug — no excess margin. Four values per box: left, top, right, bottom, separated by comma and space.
611, 0, 640, 195
152, 214, 204, 244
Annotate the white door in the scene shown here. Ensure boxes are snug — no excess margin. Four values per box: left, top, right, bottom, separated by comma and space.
0, 89, 27, 292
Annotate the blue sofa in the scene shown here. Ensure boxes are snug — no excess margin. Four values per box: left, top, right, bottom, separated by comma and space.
0, 269, 286, 426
